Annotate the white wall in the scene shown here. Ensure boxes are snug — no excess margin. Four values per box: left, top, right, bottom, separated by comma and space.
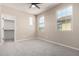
0, 5, 36, 42
0, 5, 2, 42
37, 3, 79, 49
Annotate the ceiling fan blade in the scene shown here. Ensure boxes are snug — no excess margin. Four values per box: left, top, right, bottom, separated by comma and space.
35, 4, 40, 9
32, 3, 41, 5
35, 3, 41, 4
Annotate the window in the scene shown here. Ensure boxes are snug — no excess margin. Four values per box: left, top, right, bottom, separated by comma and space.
57, 6, 72, 31
29, 17, 33, 26
39, 16, 45, 32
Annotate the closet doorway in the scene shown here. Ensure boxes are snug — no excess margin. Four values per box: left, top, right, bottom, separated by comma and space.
1, 14, 16, 43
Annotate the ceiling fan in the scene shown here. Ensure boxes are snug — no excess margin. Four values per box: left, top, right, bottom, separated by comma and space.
29, 3, 41, 9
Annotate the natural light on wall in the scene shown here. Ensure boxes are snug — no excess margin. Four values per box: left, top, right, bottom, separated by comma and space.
39, 16, 45, 32
29, 17, 33, 26
57, 6, 72, 31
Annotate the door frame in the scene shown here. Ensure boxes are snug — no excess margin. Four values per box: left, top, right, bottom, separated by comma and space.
1, 14, 16, 43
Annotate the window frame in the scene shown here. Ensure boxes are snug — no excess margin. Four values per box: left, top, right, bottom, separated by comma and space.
56, 6, 73, 32
29, 17, 33, 26
38, 16, 45, 32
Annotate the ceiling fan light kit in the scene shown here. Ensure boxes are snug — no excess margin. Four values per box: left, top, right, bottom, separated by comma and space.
29, 3, 41, 9
31, 5, 36, 8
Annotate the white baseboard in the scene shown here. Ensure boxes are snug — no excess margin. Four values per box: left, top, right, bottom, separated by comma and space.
38, 37, 79, 51
15, 37, 34, 42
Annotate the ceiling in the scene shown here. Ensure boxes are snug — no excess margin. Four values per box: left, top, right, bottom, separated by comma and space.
1, 3, 59, 15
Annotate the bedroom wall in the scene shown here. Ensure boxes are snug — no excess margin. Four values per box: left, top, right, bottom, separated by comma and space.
37, 3, 79, 49
0, 5, 36, 41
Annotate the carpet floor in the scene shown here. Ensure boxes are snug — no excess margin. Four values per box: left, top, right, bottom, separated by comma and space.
0, 39, 79, 56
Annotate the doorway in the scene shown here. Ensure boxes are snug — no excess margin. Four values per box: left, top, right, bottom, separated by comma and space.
1, 14, 16, 43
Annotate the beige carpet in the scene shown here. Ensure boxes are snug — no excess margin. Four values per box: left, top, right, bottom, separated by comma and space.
0, 39, 79, 56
